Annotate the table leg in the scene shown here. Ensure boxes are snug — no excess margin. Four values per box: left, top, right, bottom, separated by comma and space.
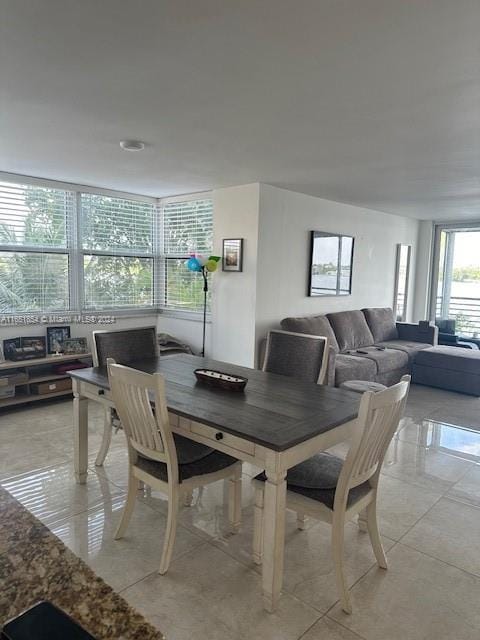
262, 465, 287, 612
73, 382, 89, 484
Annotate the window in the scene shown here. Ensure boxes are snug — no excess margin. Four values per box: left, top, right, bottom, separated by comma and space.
80, 193, 155, 310
0, 175, 212, 315
0, 180, 73, 312
430, 224, 480, 338
161, 198, 213, 312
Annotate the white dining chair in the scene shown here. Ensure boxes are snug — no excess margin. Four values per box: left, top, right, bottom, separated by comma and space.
92, 326, 159, 466
263, 329, 329, 384
108, 360, 242, 574
252, 375, 410, 613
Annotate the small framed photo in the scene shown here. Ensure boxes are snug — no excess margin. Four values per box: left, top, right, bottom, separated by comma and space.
21, 336, 47, 358
62, 337, 88, 355
3, 338, 21, 360
47, 326, 71, 354
222, 238, 243, 272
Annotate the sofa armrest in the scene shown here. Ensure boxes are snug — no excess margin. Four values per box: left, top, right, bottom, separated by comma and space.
325, 345, 336, 386
396, 322, 438, 345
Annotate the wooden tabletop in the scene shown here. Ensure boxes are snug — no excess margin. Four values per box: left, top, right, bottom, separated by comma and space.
70, 354, 360, 452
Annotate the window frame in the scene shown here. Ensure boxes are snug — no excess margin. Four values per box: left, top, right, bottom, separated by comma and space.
0, 178, 75, 313
0, 172, 211, 318
79, 191, 156, 311
428, 220, 480, 337
158, 192, 213, 315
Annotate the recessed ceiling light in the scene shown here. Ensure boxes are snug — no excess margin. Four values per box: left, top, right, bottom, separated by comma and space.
120, 140, 145, 151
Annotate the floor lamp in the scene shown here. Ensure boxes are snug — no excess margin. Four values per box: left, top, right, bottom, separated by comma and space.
186, 254, 220, 356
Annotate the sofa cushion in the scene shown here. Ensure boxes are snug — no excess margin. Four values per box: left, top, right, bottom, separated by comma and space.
334, 353, 377, 386
363, 308, 398, 343
327, 310, 374, 352
376, 340, 432, 363
280, 314, 339, 353
415, 345, 480, 374
348, 347, 408, 374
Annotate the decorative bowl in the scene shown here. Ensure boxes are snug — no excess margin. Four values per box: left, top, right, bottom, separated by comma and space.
194, 368, 248, 392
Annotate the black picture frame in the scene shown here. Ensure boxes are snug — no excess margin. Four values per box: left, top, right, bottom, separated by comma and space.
20, 336, 47, 358
308, 230, 355, 297
47, 326, 71, 354
222, 238, 243, 272
3, 338, 21, 360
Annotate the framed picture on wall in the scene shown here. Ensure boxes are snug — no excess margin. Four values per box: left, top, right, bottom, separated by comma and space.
308, 231, 354, 297
393, 244, 411, 321
222, 238, 243, 272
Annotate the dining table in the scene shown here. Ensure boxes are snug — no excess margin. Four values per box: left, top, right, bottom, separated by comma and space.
69, 353, 360, 612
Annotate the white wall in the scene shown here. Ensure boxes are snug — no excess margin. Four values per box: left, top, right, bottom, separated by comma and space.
210, 184, 260, 366
412, 220, 434, 322
254, 184, 420, 359
157, 314, 210, 354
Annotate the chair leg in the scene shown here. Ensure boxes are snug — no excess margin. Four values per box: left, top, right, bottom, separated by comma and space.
331, 514, 352, 614
159, 488, 179, 575
296, 512, 307, 530
95, 407, 113, 467
252, 486, 264, 565
115, 471, 139, 539
358, 508, 368, 532
228, 465, 242, 533
183, 490, 194, 507
366, 499, 387, 569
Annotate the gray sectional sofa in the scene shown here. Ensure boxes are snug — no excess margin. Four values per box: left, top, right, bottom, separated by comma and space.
281, 308, 438, 387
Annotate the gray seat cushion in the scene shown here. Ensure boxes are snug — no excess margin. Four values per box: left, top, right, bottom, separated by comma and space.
363, 308, 399, 343
334, 353, 377, 386
255, 453, 371, 510
280, 315, 339, 353
172, 433, 215, 464
376, 340, 432, 363
327, 310, 375, 352
346, 346, 409, 374
415, 346, 480, 374
135, 433, 237, 483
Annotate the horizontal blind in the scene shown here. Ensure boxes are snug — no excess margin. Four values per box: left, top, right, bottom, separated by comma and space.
81, 193, 154, 254
161, 198, 213, 311
0, 181, 72, 312
163, 198, 213, 256
0, 180, 73, 248
83, 255, 154, 310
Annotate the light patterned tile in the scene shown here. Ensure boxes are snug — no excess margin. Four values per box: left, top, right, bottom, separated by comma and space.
329, 544, 480, 640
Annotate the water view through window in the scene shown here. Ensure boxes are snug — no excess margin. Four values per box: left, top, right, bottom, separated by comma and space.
435, 228, 480, 338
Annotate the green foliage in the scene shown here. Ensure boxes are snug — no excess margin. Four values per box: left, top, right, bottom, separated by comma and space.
452, 266, 480, 282
0, 186, 70, 312
0, 186, 212, 313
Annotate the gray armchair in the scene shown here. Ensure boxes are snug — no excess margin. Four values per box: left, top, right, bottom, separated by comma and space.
396, 321, 438, 345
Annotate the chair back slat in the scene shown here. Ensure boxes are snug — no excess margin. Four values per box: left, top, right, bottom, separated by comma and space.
263, 330, 329, 384
107, 361, 178, 476
93, 327, 159, 367
335, 376, 410, 505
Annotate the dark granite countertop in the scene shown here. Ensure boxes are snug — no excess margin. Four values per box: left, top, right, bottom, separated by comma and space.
0, 487, 164, 639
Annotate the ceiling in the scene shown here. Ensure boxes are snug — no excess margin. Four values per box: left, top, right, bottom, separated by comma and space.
1, 0, 479, 220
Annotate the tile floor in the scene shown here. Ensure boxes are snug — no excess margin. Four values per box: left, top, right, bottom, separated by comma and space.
1, 385, 480, 639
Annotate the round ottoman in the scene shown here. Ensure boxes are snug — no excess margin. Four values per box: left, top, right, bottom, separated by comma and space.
340, 380, 387, 394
